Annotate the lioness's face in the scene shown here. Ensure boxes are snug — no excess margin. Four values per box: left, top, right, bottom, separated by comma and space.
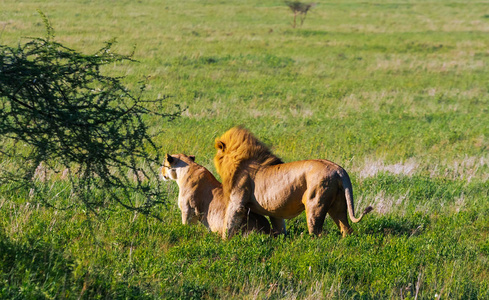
161, 154, 178, 181
160, 154, 195, 181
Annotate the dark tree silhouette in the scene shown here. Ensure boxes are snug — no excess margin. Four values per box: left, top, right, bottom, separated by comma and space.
0, 12, 182, 216
285, 1, 316, 28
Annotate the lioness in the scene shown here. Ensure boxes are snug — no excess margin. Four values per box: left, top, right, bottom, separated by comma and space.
161, 153, 271, 236
214, 127, 373, 239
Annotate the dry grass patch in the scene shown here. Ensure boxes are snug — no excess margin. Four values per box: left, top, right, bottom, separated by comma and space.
358, 158, 418, 179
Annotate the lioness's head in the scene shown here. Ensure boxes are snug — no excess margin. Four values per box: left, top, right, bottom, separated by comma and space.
161, 153, 195, 181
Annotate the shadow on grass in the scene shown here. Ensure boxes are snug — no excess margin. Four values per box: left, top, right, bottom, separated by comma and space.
0, 228, 68, 298
0, 227, 151, 299
359, 214, 430, 237
283, 29, 329, 37
279, 211, 429, 239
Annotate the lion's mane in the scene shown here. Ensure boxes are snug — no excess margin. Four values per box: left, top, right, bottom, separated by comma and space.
214, 126, 283, 199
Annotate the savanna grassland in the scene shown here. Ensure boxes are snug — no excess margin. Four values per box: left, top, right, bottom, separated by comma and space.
1, 0, 489, 298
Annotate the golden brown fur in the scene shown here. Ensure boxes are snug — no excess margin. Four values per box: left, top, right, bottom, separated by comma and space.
214, 126, 283, 196
214, 127, 373, 239
161, 153, 271, 236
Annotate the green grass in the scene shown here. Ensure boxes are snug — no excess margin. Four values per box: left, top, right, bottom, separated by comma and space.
1, 0, 489, 298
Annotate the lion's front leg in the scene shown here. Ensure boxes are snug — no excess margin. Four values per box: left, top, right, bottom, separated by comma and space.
178, 196, 192, 225
223, 191, 248, 239
223, 201, 247, 239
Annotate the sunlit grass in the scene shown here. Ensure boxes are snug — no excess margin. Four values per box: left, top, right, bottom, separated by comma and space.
1, 0, 489, 298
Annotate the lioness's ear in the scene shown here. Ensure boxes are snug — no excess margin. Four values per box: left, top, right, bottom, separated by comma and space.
189, 155, 195, 162
166, 153, 174, 164
215, 140, 226, 152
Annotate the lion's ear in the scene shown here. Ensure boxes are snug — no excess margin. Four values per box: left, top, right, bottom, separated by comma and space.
166, 154, 174, 164
189, 155, 195, 162
215, 140, 226, 152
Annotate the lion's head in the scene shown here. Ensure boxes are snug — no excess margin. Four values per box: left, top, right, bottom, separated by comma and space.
214, 126, 283, 191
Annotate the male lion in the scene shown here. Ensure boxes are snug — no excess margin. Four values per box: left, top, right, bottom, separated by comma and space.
161, 153, 271, 236
214, 127, 373, 239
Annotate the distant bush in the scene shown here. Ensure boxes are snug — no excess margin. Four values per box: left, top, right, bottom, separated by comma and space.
285, 1, 316, 28
0, 12, 182, 215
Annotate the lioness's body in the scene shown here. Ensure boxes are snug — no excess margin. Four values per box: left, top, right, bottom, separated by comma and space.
161, 154, 271, 236
214, 127, 372, 239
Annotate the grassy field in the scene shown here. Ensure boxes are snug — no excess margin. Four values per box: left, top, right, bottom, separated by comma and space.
1, 0, 489, 298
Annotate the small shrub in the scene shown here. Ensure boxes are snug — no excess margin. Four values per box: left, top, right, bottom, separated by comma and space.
285, 1, 316, 28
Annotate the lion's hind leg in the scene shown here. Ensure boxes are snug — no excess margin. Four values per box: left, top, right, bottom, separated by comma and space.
303, 187, 331, 236
327, 192, 353, 237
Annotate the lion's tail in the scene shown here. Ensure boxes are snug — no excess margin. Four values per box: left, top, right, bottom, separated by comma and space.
338, 169, 373, 223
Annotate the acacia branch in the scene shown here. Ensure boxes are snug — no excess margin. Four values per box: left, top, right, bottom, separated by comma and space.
0, 15, 182, 215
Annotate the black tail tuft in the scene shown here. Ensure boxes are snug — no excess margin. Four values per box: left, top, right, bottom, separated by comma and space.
363, 206, 373, 215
